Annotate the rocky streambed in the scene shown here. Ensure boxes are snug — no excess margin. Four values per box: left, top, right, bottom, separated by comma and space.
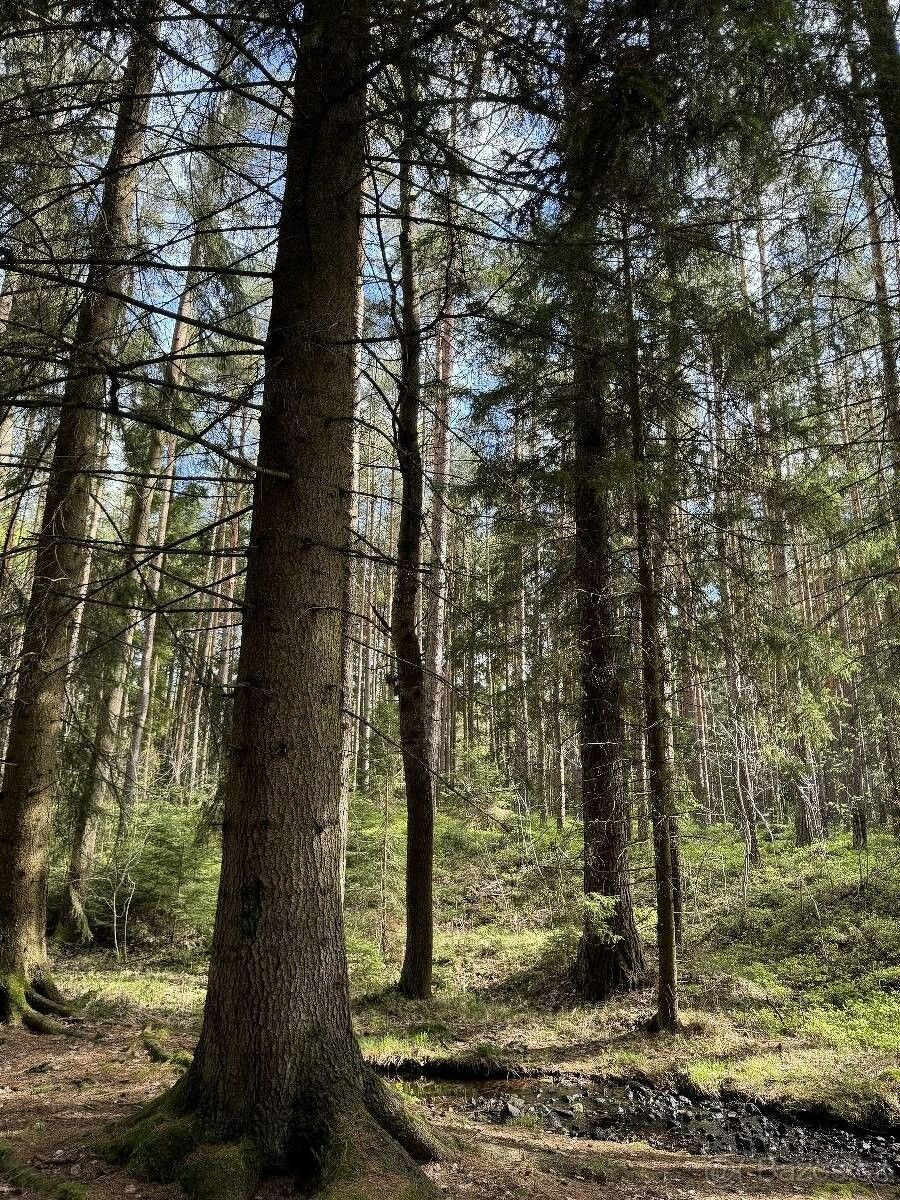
406, 1074, 900, 1183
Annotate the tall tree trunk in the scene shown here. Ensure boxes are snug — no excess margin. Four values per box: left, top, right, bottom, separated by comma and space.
115, 6, 440, 1193
564, 7, 645, 1001
571, 363, 646, 999
422, 290, 454, 796
623, 228, 679, 1031
510, 417, 532, 808
0, 4, 160, 1021
119, 435, 176, 834
392, 63, 434, 1000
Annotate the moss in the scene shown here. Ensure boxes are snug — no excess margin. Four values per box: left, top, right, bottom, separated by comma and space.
0, 972, 27, 1023
317, 1117, 439, 1200
141, 1025, 193, 1070
104, 1107, 200, 1182
53, 1186, 89, 1200
178, 1141, 259, 1200
0, 1139, 89, 1198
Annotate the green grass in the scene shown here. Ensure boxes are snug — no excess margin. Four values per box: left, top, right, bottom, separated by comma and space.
56, 825, 900, 1127
56, 954, 207, 1023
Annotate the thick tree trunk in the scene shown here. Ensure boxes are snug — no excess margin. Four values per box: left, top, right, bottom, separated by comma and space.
0, 4, 160, 1023
114, 5, 440, 1194
392, 67, 435, 1000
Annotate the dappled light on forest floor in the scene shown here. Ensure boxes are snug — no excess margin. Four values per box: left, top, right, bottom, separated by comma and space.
0, 1018, 892, 1200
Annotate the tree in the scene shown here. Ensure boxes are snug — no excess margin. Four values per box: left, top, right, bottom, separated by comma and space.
391, 46, 436, 1000
111, 3, 442, 1195
0, 0, 161, 1024
561, 1, 647, 1001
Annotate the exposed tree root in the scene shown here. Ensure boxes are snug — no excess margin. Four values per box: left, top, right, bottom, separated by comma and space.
362, 1069, 446, 1162
141, 1027, 194, 1069
0, 970, 84, 1035
26, 987, 75, 1018
315, 1105, 439, 1200
645, 1010, 683, 1035
106, 1071, 442, 1199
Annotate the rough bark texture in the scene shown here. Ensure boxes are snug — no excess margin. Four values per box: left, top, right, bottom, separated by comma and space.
0, 4, 160, 1018
113, 4, 439, 1194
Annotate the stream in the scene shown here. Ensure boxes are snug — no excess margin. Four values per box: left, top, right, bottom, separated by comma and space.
403, 1074, 900, 1183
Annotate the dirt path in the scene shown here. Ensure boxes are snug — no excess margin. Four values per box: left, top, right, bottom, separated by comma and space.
0, 1018, 894, 1199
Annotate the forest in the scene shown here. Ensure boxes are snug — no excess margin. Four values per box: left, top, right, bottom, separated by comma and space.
2, 0, 900, 1197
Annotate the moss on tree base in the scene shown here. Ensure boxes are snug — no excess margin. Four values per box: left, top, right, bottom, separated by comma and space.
105, 1070, 442, 1200
317, 1113, 438, 1200
103, 1090, 259, 1200
0, 970, 76, 1034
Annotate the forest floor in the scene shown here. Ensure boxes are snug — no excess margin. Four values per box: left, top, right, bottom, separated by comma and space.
0, 1000, 893, 1200
3, 832, 900, 1198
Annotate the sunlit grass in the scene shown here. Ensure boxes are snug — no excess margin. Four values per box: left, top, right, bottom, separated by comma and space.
56, 953, 206, 1022
49, 829, 900, 1126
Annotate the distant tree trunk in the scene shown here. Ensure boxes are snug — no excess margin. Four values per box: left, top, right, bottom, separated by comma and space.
709, 358, 761, 868
422, 289, 454, 796
115, 5, 440, 1192
511, 417, 532, 808
623, 228, 679, 1031
119, 436, 176, 831
0, 4, 160, 1022
62, 425, 166, 917
391, 57, 434, 1000
339, 279, 365, 905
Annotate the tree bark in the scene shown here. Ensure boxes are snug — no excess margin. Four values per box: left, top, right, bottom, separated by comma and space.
622, 228, 679, 1031
563, 6, 645, 1001
422, 289, 454, 796
119, 436, 177, 833
114, 5, 440, 1193
571, 355, 647, 1001
392, 60, 435, 1000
